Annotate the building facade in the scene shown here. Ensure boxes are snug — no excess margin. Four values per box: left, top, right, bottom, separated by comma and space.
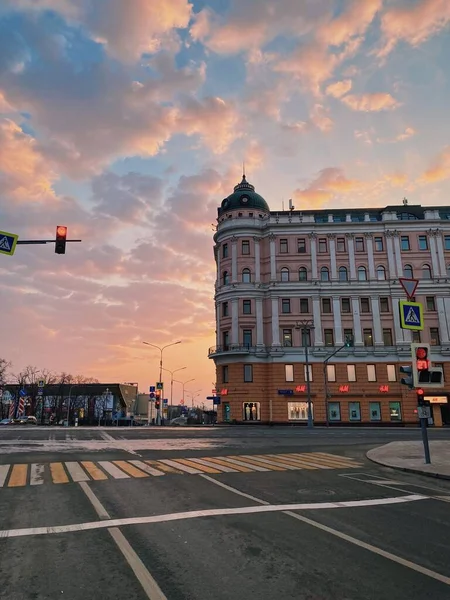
209, 175, 450, 426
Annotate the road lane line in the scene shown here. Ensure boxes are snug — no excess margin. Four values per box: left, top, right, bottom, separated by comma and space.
65, 462, 90, 482
0, 465, 10, 487
113, 461, 148, 478
158, 459, 204, 474
204, 457, 253, 473
147, 460, 183, 474
50, 463, 69, 484
98, 461, 130, 479
189, 457, 238, 473
8, 464, 28, 487
129, 460, 165, 477
78, 481, 167, 600
30, 464, 45, 485
81, 461, 107, 480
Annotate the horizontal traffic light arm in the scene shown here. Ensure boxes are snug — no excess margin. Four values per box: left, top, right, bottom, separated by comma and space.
16, 239, 82, 245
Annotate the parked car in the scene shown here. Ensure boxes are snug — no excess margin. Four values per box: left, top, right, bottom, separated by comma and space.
12, 416, 38, 425
169, 416, 188, 427
0, 418, 13, 426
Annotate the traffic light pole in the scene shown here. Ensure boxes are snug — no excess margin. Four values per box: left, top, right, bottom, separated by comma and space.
420, 416, 431, 464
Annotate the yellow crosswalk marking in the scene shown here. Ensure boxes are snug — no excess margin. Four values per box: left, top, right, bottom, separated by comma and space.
233, 456, 287, 471
170, 458, 221, 474
81, 461, 108, 480
275, 454, 333, 470
265, 455, 318, 470
113, 461, 148, 478
201, 456, 253, 473
147, 460, 183, 474
50, 463, 69, 484
8, 464, 28, 487
301, 453, 361, 468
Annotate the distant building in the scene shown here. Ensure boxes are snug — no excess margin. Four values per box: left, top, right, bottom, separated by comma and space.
209, 175, 450, 426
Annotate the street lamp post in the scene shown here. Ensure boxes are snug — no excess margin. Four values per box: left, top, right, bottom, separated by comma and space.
296, 320, 315, 429
186, 389, 202, 409
143, 340, 181, 425
162, 366, 187, 409
173, 378, 195, 407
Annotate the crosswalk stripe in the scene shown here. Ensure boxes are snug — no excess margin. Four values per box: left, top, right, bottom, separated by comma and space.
187, 457, 238, 473
113, 461, 148, 478
204, 457, 253, 473
146, 460, 184, 474
307, 452, 361, 467
301, 453, 360, 468
306, 452, 358, 463
129, 460, 165, 477
30, 464, 45, 485
98, 461, 130, 479
288, 453, 357, 469
170, 458, 221, 474
276, 455, 333, 470
222, 456, 270, 471
9, 464, 28, 487
233, 456, 287, 471
265, 455, 318, 470
159, 459, 204, 474
81, 461, 108, 481
65, 462, 90, 482
246, 455, 299, 470
50, 463, 69, 484
0, 465, 10, 488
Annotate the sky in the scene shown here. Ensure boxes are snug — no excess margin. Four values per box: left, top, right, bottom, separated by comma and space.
1, 0, 450, 404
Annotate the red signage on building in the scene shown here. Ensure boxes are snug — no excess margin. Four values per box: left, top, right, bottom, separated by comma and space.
379, 385, 389, 393
221, 388, 228, 395
295, 385, 306, 393
339, 385, 349, 393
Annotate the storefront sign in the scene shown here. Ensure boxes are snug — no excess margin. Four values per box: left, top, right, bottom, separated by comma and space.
295, 385, 306, 393
221, 388, 228, 395
425, 396, 448, 404
339, 385, 349, 393
278, 389, 294, 395
379, 385, 389, 393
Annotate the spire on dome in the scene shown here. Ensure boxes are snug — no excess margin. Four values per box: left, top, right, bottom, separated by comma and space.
233, 170, 255, 193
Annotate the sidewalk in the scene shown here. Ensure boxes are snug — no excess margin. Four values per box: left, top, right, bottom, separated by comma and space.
367, 440, 450, 480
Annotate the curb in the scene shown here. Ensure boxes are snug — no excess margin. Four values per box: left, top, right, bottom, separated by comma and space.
366, 451, 450, 481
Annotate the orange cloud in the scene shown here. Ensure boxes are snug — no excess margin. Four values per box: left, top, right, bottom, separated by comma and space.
420, 146, 450, 183
317, 0, 382, 47
377, 127, 416, 144
309, 104, 334, 132
341, 93, 401, 112
293, 167, 362, 208
325, 79, 352, 98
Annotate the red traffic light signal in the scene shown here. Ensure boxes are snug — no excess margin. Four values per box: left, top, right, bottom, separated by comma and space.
55, 225, 67, 254
417, 388, 424, 396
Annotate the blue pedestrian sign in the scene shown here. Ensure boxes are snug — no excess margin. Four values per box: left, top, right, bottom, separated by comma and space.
19, 389, 27, 397
163, 399, 168, 406
0, 231, 18, 256
149, 386, 155, 393
399, 301, 424, 331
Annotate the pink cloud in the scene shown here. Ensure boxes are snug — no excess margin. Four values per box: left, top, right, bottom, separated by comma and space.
293, 167, 362, 208
420, 146, 450, 183
317, 0, 382, 47
325, 79, 352, 98
309, 104, 334, 132
341, 92, 402, 112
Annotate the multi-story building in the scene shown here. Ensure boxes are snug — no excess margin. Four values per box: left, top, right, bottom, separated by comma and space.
209, 174, 450, 426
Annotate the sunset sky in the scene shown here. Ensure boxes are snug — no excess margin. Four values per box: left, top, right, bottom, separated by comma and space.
1, 0, 450, 404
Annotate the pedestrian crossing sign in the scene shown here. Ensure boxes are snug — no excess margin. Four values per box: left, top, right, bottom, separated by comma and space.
0, 230, 18, 256
399, 301, 424, 330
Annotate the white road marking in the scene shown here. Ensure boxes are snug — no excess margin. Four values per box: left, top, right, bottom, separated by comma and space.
240, 455, 299, 470
128, 460, 165, 477
98, 461, 130, 479
340, 472, 450, 502
30, 464, 45, 486
158, 459, 203, 474
220, 457, 270, 471
200, 474, 270, 504
79, 481, 110, 520
0, 465, 10, 487
65, 462, 90, 482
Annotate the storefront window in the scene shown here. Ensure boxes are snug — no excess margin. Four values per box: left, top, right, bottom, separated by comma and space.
243, 402, 260, 421
288, 402, 312, 421
223, 403, 231, 422
328, 402, 341, 421
369, 402, 381, 421
389, 402, 402, 421
349, 402, 361, 421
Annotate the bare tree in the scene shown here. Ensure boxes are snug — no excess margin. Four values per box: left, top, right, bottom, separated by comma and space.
0, 358, 12, 418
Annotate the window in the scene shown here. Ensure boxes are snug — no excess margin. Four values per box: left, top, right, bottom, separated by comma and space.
445, 236, 450, 250
285, 364, 294, 382
243, 364, 253, 382
380, 297, 389, 313
341, 298, 351, 313
280, 238, 288, 253
401, 236, 410, 250
304, 365, 313, 382
426, 296, 436, 311
336, 237, 346, 252
318, 238, 327, 253
320, 266, 330, 281
288, 402, 311, 421
283, 329, 293, 347
412, 330, 421, 343
339, 266, 348, 281
369, 402, 381, 422
389, 402, 402, 422
387, 364, 397, 382
328, 402, 341, 421
242, 268, 251, 283
355, 237, 365, 252
327, 364, 336, 382
383, 328, 393, 346
298, 238, 306, 253
324, 329, 334, 346
422, 264, 432, 279
430, 327, 441, 346
223, 271, 230, 285
243, 329, 252, 347
358, 266, 367, 281
361, 297, 371, 313
364, 329, 374, 346
299, 267, 308, 281
347, 365, 356, 382
349, 402, 361, 421
242, 300, 251, 314
222, 243, 228, 258
222, 365, 229, 383
343, 328, 353, 344
403, 264, 413, 278
418, 235, 428, 250
398, 212, 418, 221
367, 364, 376, 381
377, 265, 386, 280
222, 302, 229, 317
243, 402, 260, 421
282, 299, 291, 313
222, 331, 229, 350
300, 298, 309, 313
242, 240, 250, 255
322, 298, 332, 313
374, 237, 383, 251
281, 267, 290, 282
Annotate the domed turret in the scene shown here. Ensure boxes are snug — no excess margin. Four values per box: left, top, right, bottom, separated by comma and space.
218, 175, 270, 216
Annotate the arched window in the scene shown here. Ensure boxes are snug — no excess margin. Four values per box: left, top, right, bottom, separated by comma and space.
403, 264, 413, 278
358, 266, 367, 281
223, 271, 230, 285
281, 267, 290, 282
339, 266, 348, 282
299, 267, 308, 281
422, 264, 432, 279
377, 265, 386, 281
242, 268, 251, 283
320, 266, 329, 281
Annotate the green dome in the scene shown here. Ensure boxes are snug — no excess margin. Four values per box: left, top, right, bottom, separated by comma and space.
218, 175, 270, 216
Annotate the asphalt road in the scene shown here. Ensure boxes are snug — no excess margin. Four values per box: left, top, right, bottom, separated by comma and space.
1, 426, 450, 600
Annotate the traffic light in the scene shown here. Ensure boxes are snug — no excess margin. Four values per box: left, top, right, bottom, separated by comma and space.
417, 388, 425, 406
155, 390, 161, 410
344, 335, 353, 347
55, 226, 67, 254
411, 343, 444, 388
400, 365, 414, 389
